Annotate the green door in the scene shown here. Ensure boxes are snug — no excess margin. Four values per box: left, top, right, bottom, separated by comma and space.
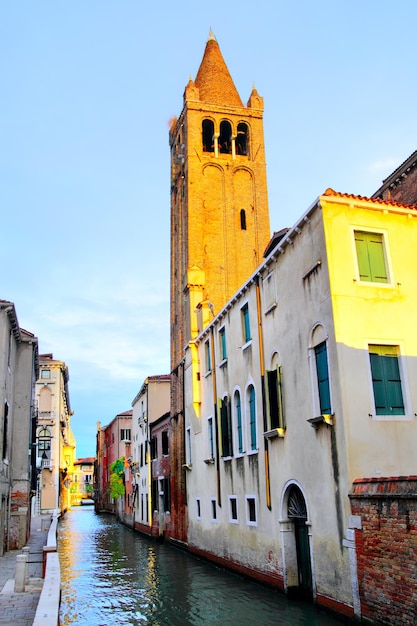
287, 485, 313, 598
294, 518, 313, 595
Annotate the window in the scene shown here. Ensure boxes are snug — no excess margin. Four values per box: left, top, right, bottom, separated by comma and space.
229, 496, 238, 523
315, 341, 331, 414
162, 430, 169, 456
150, 436, 158, 460
220, 397, 233, 457
161, 477, 170, 512
263, 271, 277, 312
369, 345, 405, 416
2, 402, 9, 460
248, 386, 257, 451
234, 390, 244, 454
186, 427, 192, 465
120, 429, 131, 441
240, 209, 247, 230
41, 369, 51, 379
208, 417, 214, 460
246, 496, 257, 526
211, 498, 217, 521
354, 231, 388, 283
266, 366, 285, 430
37, 427, 51, 461
219, 326, 227, 361
236, 123, 248, 156
241, 303, 251, 344
205, 340, 211, 373
219, 120, 232, 154
266, 366, 284, 430
202, 119, 214, 153
196, 498, 201, 519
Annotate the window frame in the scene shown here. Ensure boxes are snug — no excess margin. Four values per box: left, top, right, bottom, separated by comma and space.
204, 339, 212, 375
368, 343, 409, 420
241, 302, 252, 347
245, 495, 257, 526
220, 396, 233, 458
211, 498, 218, 522
266, 365, 285, 432
353, 228, 393, 286
233, 389, 244, 456
228, 495, 238, 524
219, 326, 227, 364
207, 416, 215, 461
246, 384, 258, 453
262, 270, 277, 314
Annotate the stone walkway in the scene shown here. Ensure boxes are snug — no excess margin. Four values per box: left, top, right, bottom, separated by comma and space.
0, 517, 49, 626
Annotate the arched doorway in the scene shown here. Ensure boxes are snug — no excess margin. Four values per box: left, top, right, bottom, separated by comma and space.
280, 483, 313, 599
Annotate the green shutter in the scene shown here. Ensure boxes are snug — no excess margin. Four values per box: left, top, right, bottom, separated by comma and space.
315, 342, 331, 414
369, 346, 405, 415
355, 231, 388, 283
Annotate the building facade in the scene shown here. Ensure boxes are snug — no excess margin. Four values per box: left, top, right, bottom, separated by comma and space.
0, 300, 39, 552
182, 188, 417, 623
35, 353, 76, 516
95, 410, 132, 517
166, 32, 417, 625
131, 375, 170, 537
71, 457, 95, 505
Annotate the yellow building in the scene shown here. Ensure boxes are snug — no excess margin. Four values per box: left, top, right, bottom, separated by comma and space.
71, 457, 95, 505
35, 353, 76, 515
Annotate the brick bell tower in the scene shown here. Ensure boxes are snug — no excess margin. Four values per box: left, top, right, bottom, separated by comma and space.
168, 31, 271, 542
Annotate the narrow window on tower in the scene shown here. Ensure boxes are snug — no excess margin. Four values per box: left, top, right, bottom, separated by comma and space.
219, 120, 232, 154
236, 122, 249, 156
240, 209, 247, 230
202, 119, 214, 153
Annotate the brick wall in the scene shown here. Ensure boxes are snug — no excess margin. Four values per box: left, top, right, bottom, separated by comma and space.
350, 477, 417, 625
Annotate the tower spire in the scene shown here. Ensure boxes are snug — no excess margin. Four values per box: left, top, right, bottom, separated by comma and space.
194, 32, 243, 107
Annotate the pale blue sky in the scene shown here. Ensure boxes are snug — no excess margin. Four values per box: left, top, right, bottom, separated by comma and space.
1, 1, 416, 457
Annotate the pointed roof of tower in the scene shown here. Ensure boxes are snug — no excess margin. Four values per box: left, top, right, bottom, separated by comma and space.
194, 30, 243, 107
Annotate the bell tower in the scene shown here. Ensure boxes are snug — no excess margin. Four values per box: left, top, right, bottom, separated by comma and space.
169, 33, 271, 541
169, 30, 271, 371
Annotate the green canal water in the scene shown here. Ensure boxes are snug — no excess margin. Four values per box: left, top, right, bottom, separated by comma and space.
58, 507, 351, 625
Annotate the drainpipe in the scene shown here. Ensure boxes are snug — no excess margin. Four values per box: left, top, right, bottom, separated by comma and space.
210, 326, 221, 508
255, 278, 271, 510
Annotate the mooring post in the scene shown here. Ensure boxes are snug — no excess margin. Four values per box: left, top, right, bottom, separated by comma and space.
14, 553, 28, 592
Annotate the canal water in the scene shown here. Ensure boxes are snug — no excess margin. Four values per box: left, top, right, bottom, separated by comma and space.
58, 507, 348, 626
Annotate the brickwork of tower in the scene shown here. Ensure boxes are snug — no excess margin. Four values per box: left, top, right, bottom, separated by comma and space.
168, 32, 271, 543
170, 31, 271, 372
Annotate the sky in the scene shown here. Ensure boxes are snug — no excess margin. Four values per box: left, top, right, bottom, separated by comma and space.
1, 1, 416, 458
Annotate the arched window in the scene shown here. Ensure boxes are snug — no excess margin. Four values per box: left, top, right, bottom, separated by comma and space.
38, 428, 52, 461
234, 390, 244, 454
202, 119, 214, 153
309, 324, 332, 416
236, 122, 249, 156
220, 395, 233, 457
247, 385, 257, 451
219, 120, 232, 154
39, 386, 52, 413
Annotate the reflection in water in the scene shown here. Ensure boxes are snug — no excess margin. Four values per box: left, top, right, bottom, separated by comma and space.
58, 508, 346, 626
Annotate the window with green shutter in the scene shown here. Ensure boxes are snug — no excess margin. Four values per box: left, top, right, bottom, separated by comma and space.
266, 367, 284, 430
241, 303, 251, 343
220, 397, 233, 457
314, 341, 331, 414
354, 231, 388, 283
369, 345, 404, 415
